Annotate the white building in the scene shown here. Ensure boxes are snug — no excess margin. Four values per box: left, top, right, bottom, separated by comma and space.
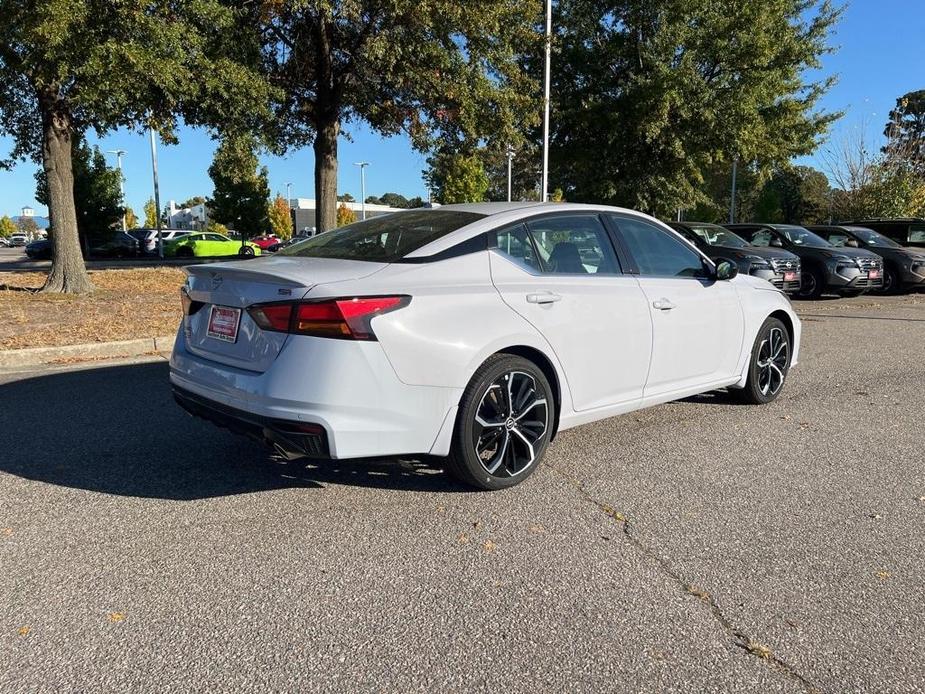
290, 198, 403, 233
167, 200, 210, 230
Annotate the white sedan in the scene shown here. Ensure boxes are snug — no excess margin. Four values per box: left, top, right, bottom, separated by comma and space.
170, 203, 800, 490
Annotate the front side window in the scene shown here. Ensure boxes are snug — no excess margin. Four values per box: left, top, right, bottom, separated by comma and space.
526, 215, 620, 274
743, 229, 775, 247
612, 216, 707, 278
278, 210, 485, 262
689, 224, 749, 248
826, 233, 851, 247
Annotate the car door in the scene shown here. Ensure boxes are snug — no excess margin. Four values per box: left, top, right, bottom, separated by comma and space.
489, 214, 652, 412
607, 215, 745, 398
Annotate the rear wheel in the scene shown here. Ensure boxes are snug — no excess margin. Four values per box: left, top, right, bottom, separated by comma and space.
732, 317, 791, 405
239, 246, 255, 257
176, 246, 194, 258
446, 354, 553, 490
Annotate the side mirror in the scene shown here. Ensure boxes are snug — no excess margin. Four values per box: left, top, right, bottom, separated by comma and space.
715, 259, 739, 281
846, 238, 859, 248
769, 237, 784, 248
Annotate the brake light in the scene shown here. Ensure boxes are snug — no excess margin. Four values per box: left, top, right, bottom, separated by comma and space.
247, 296, 409, 340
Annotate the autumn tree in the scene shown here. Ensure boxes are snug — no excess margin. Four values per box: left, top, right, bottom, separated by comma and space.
208, 133, 270, 239
0, 215, 16, 238
0, 1, 269, 293
268, 194, 293, 239
143, 198, 158, 228
124, 206, 138, 229
256, 1, 539, 233
884, 90, 925, 176
336, 203, 357, 227
548, 0, 842, 216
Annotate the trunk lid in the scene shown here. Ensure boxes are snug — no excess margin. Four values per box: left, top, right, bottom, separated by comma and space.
182, 256, 387, 372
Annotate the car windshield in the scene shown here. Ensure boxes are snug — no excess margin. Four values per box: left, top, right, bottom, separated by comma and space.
687, 224, 749, 248
847, 227, 902, 248
776, 225, 831, 247
278, 210, 485, 262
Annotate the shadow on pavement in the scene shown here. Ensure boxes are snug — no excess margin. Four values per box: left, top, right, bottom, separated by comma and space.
0, 361, 468, 499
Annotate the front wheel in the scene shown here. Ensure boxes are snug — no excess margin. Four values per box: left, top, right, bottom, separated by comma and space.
732, 318, 791, 405
239, 246, 255, 257
797, 267, 824, 299
446, 354, 553, 490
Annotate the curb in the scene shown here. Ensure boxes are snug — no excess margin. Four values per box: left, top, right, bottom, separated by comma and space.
0, 335, 175, 368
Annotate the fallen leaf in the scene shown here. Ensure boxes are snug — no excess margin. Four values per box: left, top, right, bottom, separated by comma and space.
1, 528, 12, 536
108, 612, 126, 622
745, 641, 772, 659
529, 524, 546, 534
876, 571, 891, 580
17, 626, 30, 636
472, 521, 482, 530
457, 533, 469, 544
483, 539, 496, 553
867, 513, 883, 520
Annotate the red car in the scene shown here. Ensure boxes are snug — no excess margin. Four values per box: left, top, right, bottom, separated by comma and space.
250, 235, 281, 251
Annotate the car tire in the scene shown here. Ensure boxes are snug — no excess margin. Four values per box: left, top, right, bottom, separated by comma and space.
879, 264, 900, 295
239, 246, 255, 257
176, 247, 194, 258
797, 266, 824, 299
446, 354, 553, 490
731, 317, 791, 405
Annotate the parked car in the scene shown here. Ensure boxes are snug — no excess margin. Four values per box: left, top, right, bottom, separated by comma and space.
165, 232, 261, 258
668, 221, 801, 294
171, 203, 801, 491
24, 239, 52, 259
841, 218, 925, 249
725, 223, 883, 299
90, 232, 140, 258
127, 229, 193, 255
266, 238, 303, 253
250, 234, 281, 251
807, 225, 925, 294
0, 237, 11, 247
9, 234, 28, 247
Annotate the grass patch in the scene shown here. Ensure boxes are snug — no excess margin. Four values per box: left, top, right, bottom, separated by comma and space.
0, 267, 185, 350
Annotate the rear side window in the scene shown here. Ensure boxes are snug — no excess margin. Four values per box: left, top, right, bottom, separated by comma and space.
611, 216, 707, 278
278, 210, 485, 262
494, 224, 541, 272
909, 224, 925, 243
526, 215, 621, 274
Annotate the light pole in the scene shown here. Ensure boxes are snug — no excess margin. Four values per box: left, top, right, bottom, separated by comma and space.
541, 0, 552, 202
506, 146, 515, 202
354, 162, 369, 220
729, 157, 738, 225
107, 149, 127, 231
286, 182, 293, 236
148, 126, 164, 258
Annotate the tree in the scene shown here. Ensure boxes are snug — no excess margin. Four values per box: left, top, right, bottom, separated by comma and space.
884, 90, 925, 176
179, 196, 207, 209
0, 215, 16, 237
424, 151, 490, 204
751, 166, 831, 224
143, 198, 158, 228
336, 203, 357, 227
0, 1, 270, 293
268, 194, 293, 239
124, 206, 138, 230
208, 133, 270, 239
547, 0, 842, 217
17, 216, 39, 238
337, 193, 356, 203
36, 136, 122, 246
364, 195, 382, 205
204, 221, 229, 236
379, 192, 410, 209
257, 1, 539, 233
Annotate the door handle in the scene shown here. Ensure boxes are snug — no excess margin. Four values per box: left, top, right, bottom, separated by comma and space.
652, 298, 675, 311
526, 292, 562, 304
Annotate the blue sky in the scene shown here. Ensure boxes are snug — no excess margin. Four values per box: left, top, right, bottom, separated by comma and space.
1, 0, 922, 219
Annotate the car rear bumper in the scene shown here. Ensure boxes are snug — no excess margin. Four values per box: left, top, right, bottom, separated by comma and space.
169, 328, 462, 459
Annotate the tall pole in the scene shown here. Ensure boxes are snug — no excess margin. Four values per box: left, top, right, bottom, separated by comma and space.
286, 182, 293, 236
354, 162, 369, 220
506, 146, 515, 202
541, 0, 552, 202
729, 157, 738, 225
149, 127, 163, 258
107, 150, 127, 231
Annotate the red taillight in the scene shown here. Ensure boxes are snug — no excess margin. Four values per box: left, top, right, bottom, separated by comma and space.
247, 296, 408, 340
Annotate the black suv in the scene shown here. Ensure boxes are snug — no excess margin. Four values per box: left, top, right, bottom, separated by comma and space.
725, 223, 884, 299
842, 219, 925, 249
808, 225, 925, 294
667, 221, 801, 294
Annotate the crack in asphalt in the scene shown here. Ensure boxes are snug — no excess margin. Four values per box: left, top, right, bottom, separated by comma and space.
545, 463, 821, 694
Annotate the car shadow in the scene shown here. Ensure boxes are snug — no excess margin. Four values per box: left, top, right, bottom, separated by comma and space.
0, 361, 470, 500
677, 389, 751, 407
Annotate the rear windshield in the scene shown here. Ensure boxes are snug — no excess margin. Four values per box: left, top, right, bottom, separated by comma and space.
278, 210, 485, 262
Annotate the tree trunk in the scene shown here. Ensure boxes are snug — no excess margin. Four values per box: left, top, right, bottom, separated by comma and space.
313, 117, 339, 234
39, 88, 94, 294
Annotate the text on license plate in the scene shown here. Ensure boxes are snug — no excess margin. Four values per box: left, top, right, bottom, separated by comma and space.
207, 305, 241, 343
783, 271, 797, 282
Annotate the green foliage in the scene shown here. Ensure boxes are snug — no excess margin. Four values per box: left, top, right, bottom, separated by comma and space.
0, 215, 16, 237
364, 193, 426, 208
204, 221, 229, 236
336, 203, 357, 227
424, 151, 490, 204
208, 133, 270, 238
143, 198, 158, 228
833, 165, 925, 221
549, 0, 842, 216
752, 166, 831, 224
124, 206, 137, 229
337, 193, 356, 203
884, 90, 925, 176
36, 136, 122, 244
179, 196, 207, 209
17, 216, 38, 236
268, 195, 293, 239
257, 0, 540, 229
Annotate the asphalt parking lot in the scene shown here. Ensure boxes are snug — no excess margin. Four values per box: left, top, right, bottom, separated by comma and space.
1, 293, 923, 693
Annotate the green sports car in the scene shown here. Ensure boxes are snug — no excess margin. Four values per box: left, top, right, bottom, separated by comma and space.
165, 232, 261, 258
